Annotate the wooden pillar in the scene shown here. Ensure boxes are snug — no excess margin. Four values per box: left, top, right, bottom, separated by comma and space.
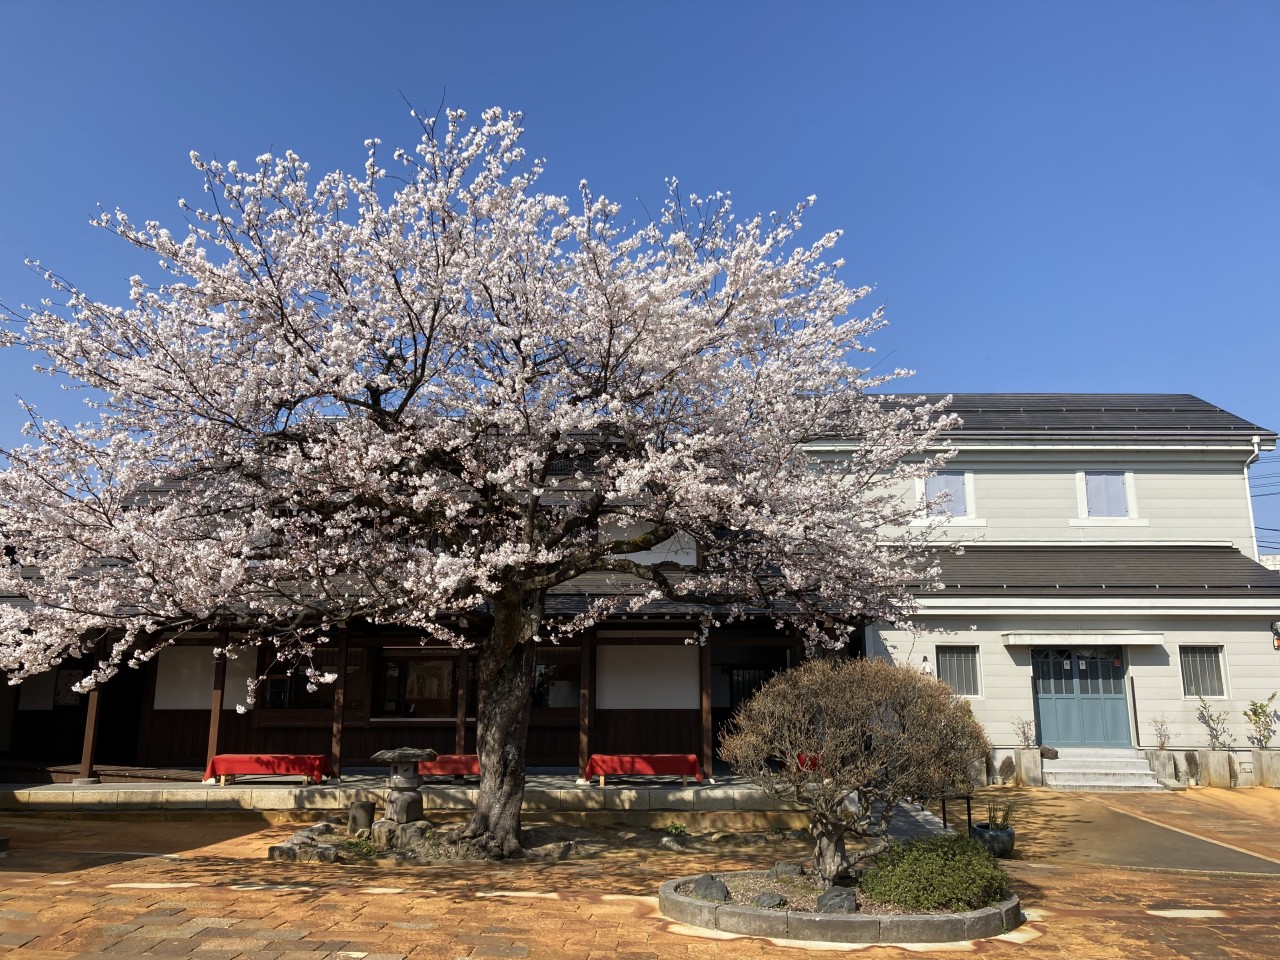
329, 627, 349, 781
205, 640, 228, 769
455, 650, 469, 755
699, 641, 713, 783
578, 639, 594, 779
77, 686, 101, 782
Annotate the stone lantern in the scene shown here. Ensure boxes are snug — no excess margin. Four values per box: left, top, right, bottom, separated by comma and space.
371, 747, 437, 824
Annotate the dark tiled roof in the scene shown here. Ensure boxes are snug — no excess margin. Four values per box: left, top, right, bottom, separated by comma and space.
882, 394, 1275, 443
932, 545, 1280, 597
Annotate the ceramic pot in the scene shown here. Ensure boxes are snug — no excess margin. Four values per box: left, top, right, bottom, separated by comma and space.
970, 822, 1015, 858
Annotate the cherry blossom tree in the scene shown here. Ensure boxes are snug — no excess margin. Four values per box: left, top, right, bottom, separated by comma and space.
0, 108, 954, 857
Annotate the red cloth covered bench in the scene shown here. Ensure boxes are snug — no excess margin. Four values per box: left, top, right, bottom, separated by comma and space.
204, 754, 332, 786
584, 753, 703, 787
418, 754, 481, 777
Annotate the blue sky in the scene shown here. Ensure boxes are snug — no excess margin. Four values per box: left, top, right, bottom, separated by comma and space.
1, 2, 1278, 544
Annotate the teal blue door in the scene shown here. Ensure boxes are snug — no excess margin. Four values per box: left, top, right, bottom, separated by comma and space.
1032, 647, 1131, 746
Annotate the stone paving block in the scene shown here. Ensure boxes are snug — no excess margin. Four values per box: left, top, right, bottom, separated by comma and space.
250, 789, 303, 810
960, 906, 1003, 940
714, 903, 789, 938
111, 789, 167, 808
646, 788, 697, 811
470, 944, 530, 958
71, 789, 121, 807
520, 789, 561, 811
104, 936, 165, 952
204, 788, 256, 810
999, 897, 1022, 931
786, 910, 880, 942
554, 789, 606, 810
257, 929, 308, 940
603, 789, 650, 811
160, 789, 208, 810
13, 790, 75, 809
420, 787, 475, 811
730, 788, 784, 811
0, 791, 23, 810
0, 932, 36, 947
877, 912, 967, 944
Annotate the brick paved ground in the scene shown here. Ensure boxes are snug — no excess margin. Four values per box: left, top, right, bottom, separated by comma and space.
1, 788, 1278, 959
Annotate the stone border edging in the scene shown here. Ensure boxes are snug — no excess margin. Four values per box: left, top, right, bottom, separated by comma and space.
658, 872, 1023, 944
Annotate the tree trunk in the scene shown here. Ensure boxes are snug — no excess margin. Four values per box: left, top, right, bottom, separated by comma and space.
812, 820, 851, 885
451, 588, 541, 857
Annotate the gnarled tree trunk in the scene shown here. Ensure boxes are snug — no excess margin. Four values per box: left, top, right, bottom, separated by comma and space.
812, 819, 851, 885
451, 588, 542, 857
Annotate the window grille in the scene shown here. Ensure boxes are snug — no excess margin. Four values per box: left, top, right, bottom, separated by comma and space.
1180, 646, 1225, 698
937, 645, 981, 696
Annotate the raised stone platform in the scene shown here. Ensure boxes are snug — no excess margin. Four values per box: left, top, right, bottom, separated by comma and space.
0, 772, 806, 822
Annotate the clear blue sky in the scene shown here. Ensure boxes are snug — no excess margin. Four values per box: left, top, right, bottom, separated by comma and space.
1, 2, 1278, 544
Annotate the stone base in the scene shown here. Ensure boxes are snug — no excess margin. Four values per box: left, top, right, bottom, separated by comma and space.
658, 871, 1023, 944
386, 789, 424, 824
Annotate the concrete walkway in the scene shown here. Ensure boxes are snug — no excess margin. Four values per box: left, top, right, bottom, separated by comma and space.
0, 787, 1277, 958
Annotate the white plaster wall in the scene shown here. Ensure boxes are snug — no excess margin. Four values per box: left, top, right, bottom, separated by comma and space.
873, 614, 1280, 750
154, 646, 257, 711
596, 644, 698, 709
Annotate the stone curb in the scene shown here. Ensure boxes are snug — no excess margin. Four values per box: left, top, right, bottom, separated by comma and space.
658, 872, 1023, 944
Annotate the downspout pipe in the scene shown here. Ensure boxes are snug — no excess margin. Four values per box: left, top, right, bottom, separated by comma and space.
1246, 435, 1263, 561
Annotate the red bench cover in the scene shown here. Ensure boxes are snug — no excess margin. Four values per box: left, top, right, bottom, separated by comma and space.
204, 753, 331, 784
418, 754, 481, 776
585, 753, 702, 782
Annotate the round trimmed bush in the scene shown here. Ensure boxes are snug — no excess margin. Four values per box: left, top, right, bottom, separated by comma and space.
859, 834, 1010, 912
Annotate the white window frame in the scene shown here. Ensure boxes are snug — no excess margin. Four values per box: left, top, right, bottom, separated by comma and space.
935, 645, 982, 698
1179, 645, 1227, 699
1070, 469, 1147, 526
912, 471, 986, 526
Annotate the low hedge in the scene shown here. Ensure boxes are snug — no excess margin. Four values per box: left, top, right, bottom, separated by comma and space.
859, 834, 1009, 913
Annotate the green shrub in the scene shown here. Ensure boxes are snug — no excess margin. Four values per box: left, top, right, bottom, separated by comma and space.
859, 834, 1009, 912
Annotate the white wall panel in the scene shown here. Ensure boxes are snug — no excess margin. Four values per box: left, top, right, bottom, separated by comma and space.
154, 646, 256, 711
596, 644, 698, 709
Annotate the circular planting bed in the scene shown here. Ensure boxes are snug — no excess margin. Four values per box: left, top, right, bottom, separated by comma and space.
659, 871, 1023, 944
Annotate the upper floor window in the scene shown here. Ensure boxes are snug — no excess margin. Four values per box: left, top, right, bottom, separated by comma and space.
925, 472, 968, 518
1084, 471, 1129, 517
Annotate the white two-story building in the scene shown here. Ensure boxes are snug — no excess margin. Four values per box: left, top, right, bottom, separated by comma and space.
865, 394, 1280, 758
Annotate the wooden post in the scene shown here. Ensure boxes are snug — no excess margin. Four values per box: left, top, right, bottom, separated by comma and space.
455, 650, 469, 755
77, 686, 101, 783
578, 639, 593, 779
329, 627, 349, 781
205, 640, 228, 770
699, 641, 713, 783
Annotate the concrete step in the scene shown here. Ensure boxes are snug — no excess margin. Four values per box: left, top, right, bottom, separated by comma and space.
1044, 771, 1160, 786
1048, 747, 1145, 759
1040, 747, 1164, 792
1041, 781, 1165, 792
1043, 759, 1155, 774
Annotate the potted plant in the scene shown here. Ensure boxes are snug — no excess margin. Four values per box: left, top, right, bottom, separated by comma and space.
970, 801, 1015, 858
1245, 694, 1280, 787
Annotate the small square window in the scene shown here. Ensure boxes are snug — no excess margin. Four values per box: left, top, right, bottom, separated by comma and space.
1085, 471, 1129, 517
936, 645, 980, 696
925, 472, 967, 517
1180, 646, 1225, 698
